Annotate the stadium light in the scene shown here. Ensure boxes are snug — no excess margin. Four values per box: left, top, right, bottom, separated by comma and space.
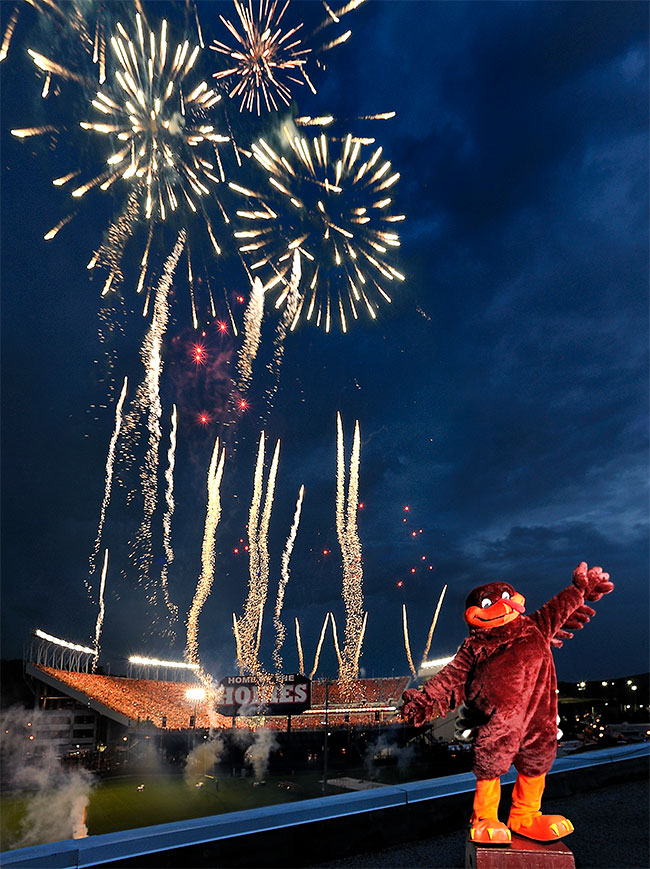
35, 629, 95, 655
420, 655, 454, 670
128, 655, 200, 670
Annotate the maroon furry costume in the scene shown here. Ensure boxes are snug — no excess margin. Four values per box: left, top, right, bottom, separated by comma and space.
403, 565, 613, 782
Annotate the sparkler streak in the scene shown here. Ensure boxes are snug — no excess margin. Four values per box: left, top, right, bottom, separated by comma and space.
402, 603, 417, 679
237, 276, 265, 394
295, 616, 304, 675
160, 405, 180, 634
134, 231, 185, 594
186, 435, 227, 668
87, 376, 127, 595
422, 584, 447, 663
237, 433, 280, 696
335, 413, 365, 691
272, 484, 305, 671
91, 549, 109, 673
309, 611, 330, 679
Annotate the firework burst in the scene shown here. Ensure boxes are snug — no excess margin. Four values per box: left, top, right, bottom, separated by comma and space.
231, 127, 404, 332
13, 9, 232, 326
211, 0, 313, 115
210, 0, 366, 115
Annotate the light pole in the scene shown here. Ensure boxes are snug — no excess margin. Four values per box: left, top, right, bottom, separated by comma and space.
322, 678, 331, 794
185, 687, 206, 753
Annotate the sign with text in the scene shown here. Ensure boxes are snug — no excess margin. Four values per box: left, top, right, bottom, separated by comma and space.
217, 674, 311, 716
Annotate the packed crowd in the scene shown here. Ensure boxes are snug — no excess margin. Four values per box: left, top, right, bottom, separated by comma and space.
37, 668, 410, 731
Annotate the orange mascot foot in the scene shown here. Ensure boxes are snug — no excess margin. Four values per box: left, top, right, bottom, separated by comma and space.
470, 818, 512, 845
469, 778, 511, 845
508, 814, 574, 841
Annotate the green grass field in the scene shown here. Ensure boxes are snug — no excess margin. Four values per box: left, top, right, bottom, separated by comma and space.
0, 769, 344, 850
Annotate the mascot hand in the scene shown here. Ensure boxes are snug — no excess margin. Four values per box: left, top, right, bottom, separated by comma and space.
401, 688, 440, 727
572, 563, 614, 601
564, 604, 596, 630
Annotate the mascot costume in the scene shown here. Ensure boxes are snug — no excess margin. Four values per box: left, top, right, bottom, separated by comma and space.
402, 562, 613, 845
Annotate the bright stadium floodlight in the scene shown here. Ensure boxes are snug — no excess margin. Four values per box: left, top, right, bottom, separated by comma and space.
128, 655, 200, 670
185, 688, 207, 701
420, 655, 454, 670
35, 629, 95, 655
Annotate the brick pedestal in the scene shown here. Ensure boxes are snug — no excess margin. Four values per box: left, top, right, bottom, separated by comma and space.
466, 834, 575, 869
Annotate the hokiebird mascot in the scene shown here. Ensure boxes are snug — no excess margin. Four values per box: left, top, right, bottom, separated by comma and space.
401, 562, 613, 845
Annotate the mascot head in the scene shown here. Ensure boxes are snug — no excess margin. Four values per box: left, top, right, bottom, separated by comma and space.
464, 581, 526, 628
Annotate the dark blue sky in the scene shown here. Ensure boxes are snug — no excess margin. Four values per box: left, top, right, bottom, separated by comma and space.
1, 1, 648, 683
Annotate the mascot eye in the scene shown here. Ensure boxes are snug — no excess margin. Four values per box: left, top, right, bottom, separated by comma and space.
501, 591, 511, 600
481, 598, 492, 609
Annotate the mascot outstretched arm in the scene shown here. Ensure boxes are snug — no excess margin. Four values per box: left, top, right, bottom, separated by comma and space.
402, 562, 613, 845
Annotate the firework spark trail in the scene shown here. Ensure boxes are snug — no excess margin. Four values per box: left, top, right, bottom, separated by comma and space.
309, 611, 330, 679
353, 610, 368, 674
272, 484, 305, 672
233, 128, 404, 332
264, 249, 301, 414
329, 611, 344, 670
294, 617, 304, 675
402, 603, 417, 679
159, 405, 180, 635
91, 549, 109, 673
186, 435, 227, 668
237, 276, 265, 394
238, 433, 280, 697
251, 439, 281, 660
0, 5, 19, 63
135, 231, 185, 595
233, 613, 243, 667
335, 414, 365, 690
422, 584, 447, 663
87, 376, 128, 596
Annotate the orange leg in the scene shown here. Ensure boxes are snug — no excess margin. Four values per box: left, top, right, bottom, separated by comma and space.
507, 773, 574, 841
469, 778, 511, 845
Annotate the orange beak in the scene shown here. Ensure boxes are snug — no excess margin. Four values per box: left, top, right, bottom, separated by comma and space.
465, 592, 526, 628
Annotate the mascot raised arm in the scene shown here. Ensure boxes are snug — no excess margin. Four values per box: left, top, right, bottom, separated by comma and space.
402, 562, 613, 845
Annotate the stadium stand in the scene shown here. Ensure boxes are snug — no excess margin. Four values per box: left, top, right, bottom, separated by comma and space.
34, 667, 410, 731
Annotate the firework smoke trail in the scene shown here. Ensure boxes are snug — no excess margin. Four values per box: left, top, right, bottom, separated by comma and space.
159, 405, 180, 636
335, 414, 365, 690
87, 376, 127, 595
272, 484, 305, 672
294, 617, 304, 675
91, 549, 109, 673
422, 584, 447, 663
186, 435, 226, 668
237, 276, 265, 395
135, 231, 185, 595
402, 603, 417, 679
239, 435, 280, 695
309, 612, 330, 679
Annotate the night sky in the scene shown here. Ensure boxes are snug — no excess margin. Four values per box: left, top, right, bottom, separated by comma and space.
1, 1, 648, 685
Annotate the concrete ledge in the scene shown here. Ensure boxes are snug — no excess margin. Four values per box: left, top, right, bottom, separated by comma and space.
2, 743, 647, 868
